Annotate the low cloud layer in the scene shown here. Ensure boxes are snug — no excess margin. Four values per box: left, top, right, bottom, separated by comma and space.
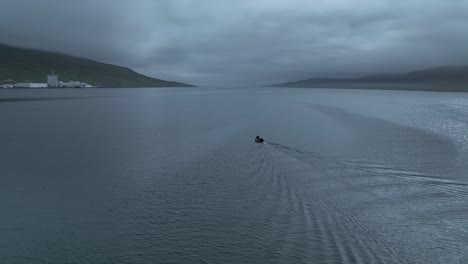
1, 0, 467, 85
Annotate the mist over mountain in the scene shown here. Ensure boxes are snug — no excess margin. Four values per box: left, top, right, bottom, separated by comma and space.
1, 0, 467, 86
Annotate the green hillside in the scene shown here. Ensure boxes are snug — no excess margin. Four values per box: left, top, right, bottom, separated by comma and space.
0, 44, 193, 87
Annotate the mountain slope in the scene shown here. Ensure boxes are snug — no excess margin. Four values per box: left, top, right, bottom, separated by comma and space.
0, 44, 193, 87
272, 66, 468, 91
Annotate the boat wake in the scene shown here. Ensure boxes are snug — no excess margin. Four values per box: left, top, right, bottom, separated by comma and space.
262, 140, 468, 263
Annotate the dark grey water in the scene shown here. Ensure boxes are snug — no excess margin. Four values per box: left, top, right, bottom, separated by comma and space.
1, 87, 468, 263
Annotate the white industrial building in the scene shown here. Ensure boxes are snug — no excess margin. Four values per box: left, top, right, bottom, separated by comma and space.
2, 71, 93, 89
60, 81, 79, 88
14, 83, 48, 88
47, 71, 59, 87
60, 81, 93, 88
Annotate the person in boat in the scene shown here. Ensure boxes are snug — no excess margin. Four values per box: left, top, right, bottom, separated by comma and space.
255, 136, 265, 143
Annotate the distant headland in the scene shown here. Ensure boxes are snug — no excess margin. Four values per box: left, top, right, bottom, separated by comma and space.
0, 44, 194, 88
270, 65, 468, 92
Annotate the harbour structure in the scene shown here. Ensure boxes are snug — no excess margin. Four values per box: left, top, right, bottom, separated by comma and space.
14, 83, 48, 88
47, 70, 59, 87
59, 81, 92, 88
4, 71, 93, 88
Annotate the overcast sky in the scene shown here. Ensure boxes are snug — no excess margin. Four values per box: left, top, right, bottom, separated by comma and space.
0, 0, 467, 86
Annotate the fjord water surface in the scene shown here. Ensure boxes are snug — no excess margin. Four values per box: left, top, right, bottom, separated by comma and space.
1, 87, 468, 263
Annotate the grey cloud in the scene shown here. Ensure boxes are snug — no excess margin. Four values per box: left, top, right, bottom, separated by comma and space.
0, 0, 467, 85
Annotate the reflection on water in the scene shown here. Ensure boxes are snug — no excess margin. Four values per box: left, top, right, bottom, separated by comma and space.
1, 87, 468, 263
